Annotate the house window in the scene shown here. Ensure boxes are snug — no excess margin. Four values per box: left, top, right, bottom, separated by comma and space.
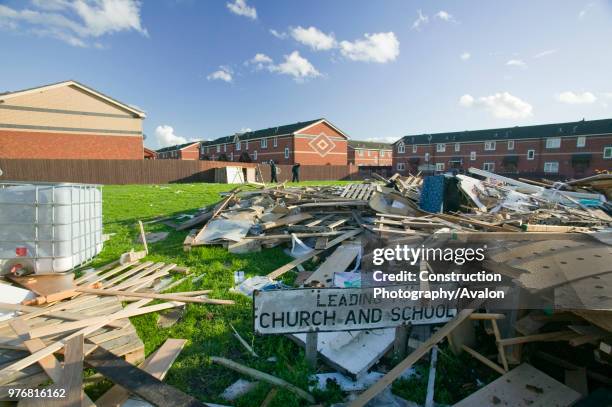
436, 143, 446, 152
544, 162, 559, 173
236, 141, 241, 151
436, 163, 445, 172
397, 142, 405, 153
412, 145, 417, 153
397, 162, 405, 171
273, 137, 278, 147
261, 138, 267, 148
367, 150, 371, 157
546, 137, 561, 149
454, 143, 460, 152
577, 136, 586, 148
230, 152, 234, 161
245, 140, 249, 150
484, 141, 496, 151
358, 149, 363, 156
424, 153, 430, 162
483, 162, 495, 171
508, 140, 515, 150
284, 147, 289, 159
380, 150, 385, 157
223, 144, 227, 152
216, 145, 221, 153
470, 151, 476, 161
604, 146, 612, 159
527, 149, 535, 160
253, 150, 258, 160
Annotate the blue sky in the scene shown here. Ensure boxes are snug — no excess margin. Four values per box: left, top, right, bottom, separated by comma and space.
1, 0, 612, 149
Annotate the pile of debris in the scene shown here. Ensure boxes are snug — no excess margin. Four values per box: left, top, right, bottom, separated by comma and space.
0, 255, 233, 406
1, 167, 611, 406
174, 168, 611, 406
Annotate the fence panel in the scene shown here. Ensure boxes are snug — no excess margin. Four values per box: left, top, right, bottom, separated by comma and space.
0, 159, 369, 184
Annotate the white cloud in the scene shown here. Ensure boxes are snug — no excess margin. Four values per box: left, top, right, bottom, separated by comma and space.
365, 136, 399, 144
533, 49, 557, 58
601, 92, 612, 99
556, 91, 597, 104
207, 66, 233, 82
246, 53, 273, 69
459, 92, 533, 119
506, 59, 527, 69
290, 26, 336, 51
459, 94, 475, 107
412, 9, 428, 30
460, 52, 471, 61
268, 51, 321, 81
339, 32, 399, 63
226, 0, 256, 20
435, 10, 455, 22
0, 0, 147, 47
269, 28, 287, 39
155, 125, 188, 147
579, 3, 594, 19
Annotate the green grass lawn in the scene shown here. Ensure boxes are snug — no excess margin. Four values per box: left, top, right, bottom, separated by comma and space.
89, 182, 495, 406
88, 182, 352, 406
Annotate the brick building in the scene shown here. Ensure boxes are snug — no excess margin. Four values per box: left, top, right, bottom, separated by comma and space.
392, 118, 612, 179
156, 141, 200, 160
348, 140, 392, 166
0, 80, 145, 159
200, 118, 348, 165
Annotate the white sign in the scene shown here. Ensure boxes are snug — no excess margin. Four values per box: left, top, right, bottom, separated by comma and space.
253, 285, 457, 334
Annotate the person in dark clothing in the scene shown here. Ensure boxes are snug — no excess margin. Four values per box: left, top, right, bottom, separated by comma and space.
269, 160, 278, 183
292, 163, 301, 182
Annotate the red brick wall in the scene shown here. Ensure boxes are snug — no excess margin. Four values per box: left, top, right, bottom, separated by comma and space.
392, 134, 612, 178
349, 148, 393, 166
294, 122, 348, 165
0, 130, 143, 160
202, 135, 295, 164
180, 144, 200, 160
200, 121, 349, 166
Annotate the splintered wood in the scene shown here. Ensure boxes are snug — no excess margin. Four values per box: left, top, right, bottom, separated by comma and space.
0, 259, 230, 398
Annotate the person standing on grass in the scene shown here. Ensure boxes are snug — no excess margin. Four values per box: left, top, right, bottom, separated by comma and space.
292, 163, 301, 182
269, 160, 278, 183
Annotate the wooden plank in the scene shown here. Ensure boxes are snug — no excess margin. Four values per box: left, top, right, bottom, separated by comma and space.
210, 356, 314, 403
348, 306, 479, 407
74, 288, 234, 305
497, 331, 579, 347
262, 213, 313, 230
26, 302, 182, 340
304, 243, 360, 287
95, 338, 187, 407
60, 334, 84, 407
86, 346, 207, 407
266, 250, 322, 280
453, 363, 581, 407
0, 303, 124, 329
462, 345, 506, 375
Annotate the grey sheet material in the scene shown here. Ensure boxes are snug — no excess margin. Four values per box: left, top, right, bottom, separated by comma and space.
195, 219, 253, 243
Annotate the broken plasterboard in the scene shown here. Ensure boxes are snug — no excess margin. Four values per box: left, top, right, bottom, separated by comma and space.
0, 285, 35, 321
292, 328, 395, 379
195, 219, 253, 244
454, 364, 581, 407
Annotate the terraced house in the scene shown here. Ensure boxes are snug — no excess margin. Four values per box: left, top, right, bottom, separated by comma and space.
348, 140, 393, 166
0, 80, 146, 159
156, 141, 200, 160
200, 118, 349, 165
393, 118, 612, 179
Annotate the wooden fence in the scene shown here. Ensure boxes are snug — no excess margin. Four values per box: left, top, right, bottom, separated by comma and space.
0, 159, 367, 184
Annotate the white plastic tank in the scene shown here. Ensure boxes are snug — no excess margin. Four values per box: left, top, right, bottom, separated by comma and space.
0, 181, 103, 274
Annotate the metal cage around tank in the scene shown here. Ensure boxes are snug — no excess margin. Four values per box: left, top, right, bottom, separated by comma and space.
0, 181, 103, 274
